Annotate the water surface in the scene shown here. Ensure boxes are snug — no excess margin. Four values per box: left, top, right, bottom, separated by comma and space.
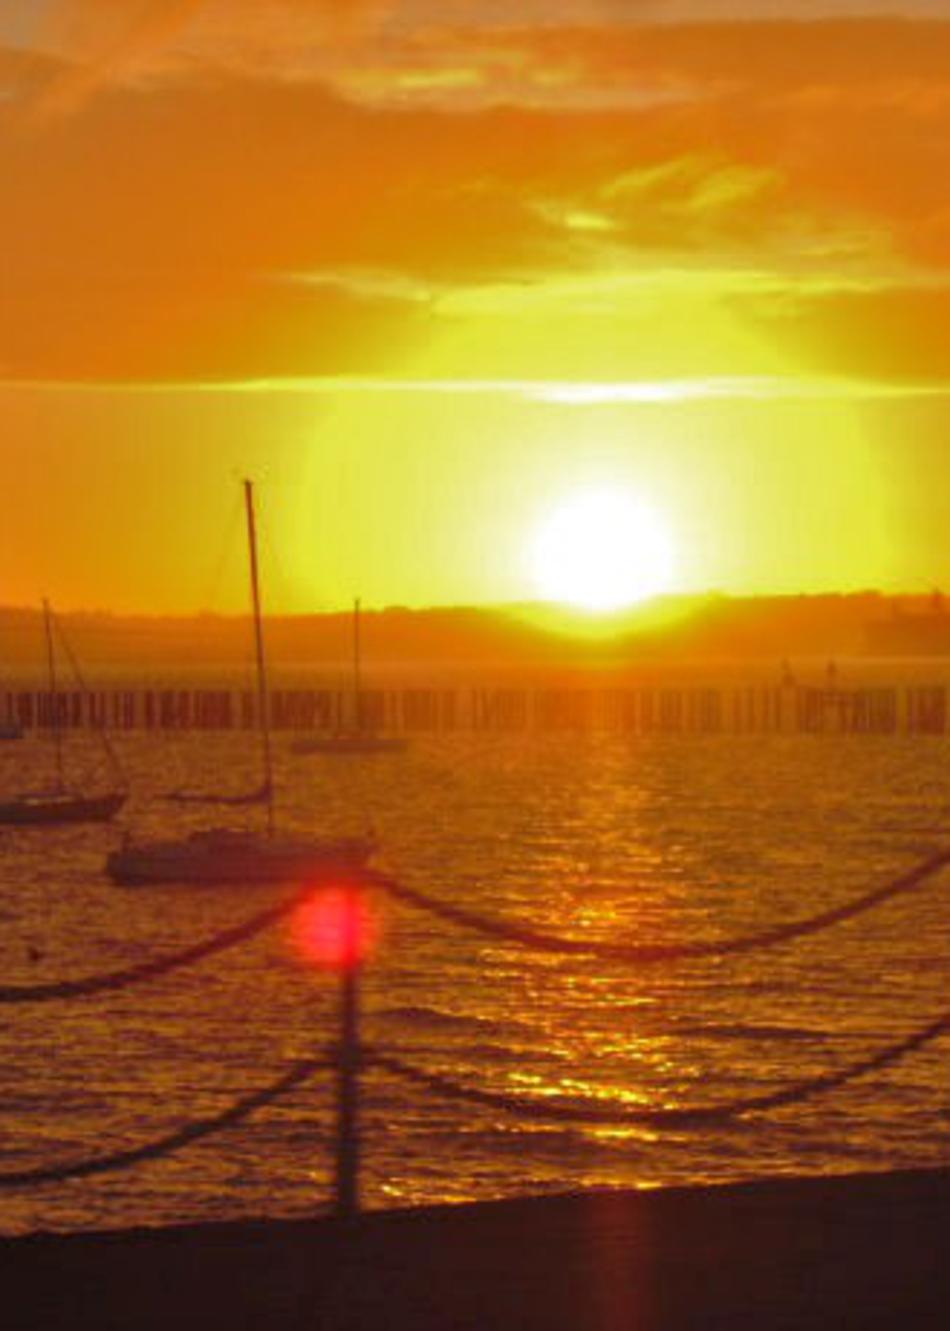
1, 726, 948, 1233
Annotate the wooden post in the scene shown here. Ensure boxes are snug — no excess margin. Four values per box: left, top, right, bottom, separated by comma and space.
335, 946, 362, 1222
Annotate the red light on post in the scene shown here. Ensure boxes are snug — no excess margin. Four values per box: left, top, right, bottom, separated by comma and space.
290, 884, 379, 970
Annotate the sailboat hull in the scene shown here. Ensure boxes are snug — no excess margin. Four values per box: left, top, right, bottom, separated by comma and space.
291, 734, 408, 755
0, 791, 127, 825
106, 829, 374, 886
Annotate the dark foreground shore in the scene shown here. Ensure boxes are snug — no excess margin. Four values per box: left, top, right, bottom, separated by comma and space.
2, 1167, 948, 1331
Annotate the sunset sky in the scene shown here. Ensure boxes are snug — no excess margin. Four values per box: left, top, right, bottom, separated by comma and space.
3, 1, 950, 613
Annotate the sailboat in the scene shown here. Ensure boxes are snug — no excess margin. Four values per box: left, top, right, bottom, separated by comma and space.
162, 780, 271, 806
0, 601, 127, 824
2, 613, 25, 739
106, 480, 374, 886
291, 597, 408, 755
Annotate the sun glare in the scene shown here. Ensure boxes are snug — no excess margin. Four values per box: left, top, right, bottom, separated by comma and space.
529, 488, 675, 611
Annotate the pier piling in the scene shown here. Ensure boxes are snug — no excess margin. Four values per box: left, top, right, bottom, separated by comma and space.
0, 683, 945, 736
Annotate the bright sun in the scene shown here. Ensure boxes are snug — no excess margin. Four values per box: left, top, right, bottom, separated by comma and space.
529, 488, 675, 610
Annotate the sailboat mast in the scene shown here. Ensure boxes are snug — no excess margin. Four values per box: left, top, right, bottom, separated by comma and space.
43, 598, 64, 792
353, 596, 362, 731
243, 480, 275, 836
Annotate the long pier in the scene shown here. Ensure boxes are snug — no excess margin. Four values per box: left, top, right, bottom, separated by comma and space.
1, 683, 948, 734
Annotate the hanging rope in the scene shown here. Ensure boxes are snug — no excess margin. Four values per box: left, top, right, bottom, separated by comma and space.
0, 1056, 329, 1188
0, 884, 318, 1004
368, 844, 950, 963
3, 844, 946, 1004
2, 1006, 946, 1191
371, 1004, 950, 1128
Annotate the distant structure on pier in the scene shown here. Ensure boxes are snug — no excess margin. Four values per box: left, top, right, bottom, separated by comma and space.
865, 591, 950, 656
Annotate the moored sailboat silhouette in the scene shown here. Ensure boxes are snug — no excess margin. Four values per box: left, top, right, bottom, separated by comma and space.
0, 600, 127, 824
106, 481, 374, 885
292, 597, 408, 756
1, 609, 25, 740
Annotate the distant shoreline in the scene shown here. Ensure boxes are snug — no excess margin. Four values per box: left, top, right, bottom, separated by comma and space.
4, 592, 950, 670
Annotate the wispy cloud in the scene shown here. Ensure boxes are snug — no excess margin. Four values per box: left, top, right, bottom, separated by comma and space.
30, 0, 206, 119
29, 0, 396, 118
9, 374, 950, 405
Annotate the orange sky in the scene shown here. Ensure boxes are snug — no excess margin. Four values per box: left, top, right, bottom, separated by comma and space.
2, 3, 950, 612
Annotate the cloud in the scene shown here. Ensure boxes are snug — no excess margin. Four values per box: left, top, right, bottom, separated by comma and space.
25, 11, 950, 118
4, 18, 950, 382
30, 0, 395, 118
133, 374, 950, 404
42, 0, 393, 54
30, 0, 207, 119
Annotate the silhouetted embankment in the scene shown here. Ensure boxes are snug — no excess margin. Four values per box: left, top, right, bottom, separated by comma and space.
3, 1167, 948, 1330
3, 592, 950, 669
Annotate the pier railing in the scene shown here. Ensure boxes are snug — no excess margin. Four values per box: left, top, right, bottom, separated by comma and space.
1, 682, 950, 735
1, 848, 948, 1218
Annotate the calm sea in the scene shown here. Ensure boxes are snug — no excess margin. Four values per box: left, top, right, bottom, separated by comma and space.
1, 715, 948, 1234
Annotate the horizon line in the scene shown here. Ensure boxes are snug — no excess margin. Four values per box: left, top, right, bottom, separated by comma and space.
0, 588, 943, 620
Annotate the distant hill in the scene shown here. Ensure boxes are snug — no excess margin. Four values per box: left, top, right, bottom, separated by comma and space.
1, 592, 940, 674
